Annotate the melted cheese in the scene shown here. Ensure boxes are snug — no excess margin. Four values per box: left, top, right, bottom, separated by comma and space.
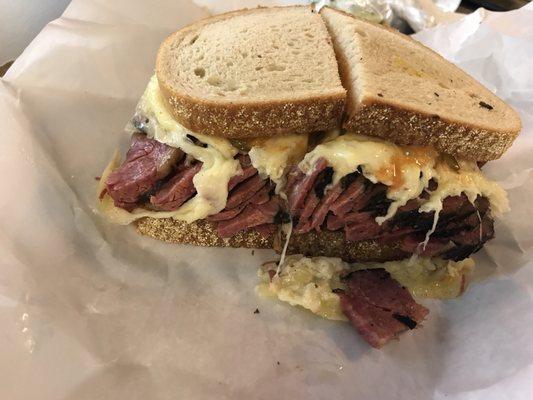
300, 134, 437, 225
257, 255, 474, 321
419, 160, 509, 216
248, 133, 308, 193
97, 152, 222, 224
99, 76, 313, 223
134, 76, 240, 222
299, 133, 509, 227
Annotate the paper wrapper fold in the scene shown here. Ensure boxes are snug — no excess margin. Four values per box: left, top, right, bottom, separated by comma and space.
0, 1, 532, 398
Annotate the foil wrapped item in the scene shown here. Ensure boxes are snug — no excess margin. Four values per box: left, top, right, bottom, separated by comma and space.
312, 0, 462, 32
312, 0, 393, 23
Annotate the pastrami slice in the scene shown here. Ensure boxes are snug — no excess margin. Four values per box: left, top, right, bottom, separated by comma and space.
150, 163, 202, 211
337, 269, 429, 348
105, 133, 183, 210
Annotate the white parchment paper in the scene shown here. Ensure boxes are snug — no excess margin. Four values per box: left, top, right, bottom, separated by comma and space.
0, 1, 532, 399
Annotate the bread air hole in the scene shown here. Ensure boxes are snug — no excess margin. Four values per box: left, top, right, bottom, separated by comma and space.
189, 35, 199, 45
194, 67, 205, 78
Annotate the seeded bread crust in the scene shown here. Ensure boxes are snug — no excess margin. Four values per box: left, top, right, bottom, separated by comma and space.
136, 218, 407, 262
156, 6, 346, 139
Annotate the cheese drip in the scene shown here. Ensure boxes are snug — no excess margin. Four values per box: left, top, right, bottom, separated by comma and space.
248, 134, 308, 194
98, 76, 312, 224
132, 75, 239, 222
299, 133, 509, 226
257, 255, 475, 321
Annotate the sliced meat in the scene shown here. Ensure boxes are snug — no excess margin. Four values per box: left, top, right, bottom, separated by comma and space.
209, 178, 271, 222
228, 166, 257, 191
345, 224, 383, 243
451, 215, 494, 246
327, 211, 380, 235
285, 165, 304, 195
337, 269, 429, 348
475, 196, 490, 216
105, 133, 183, 210
432, 212, 480, 239
360, 184, 391, 215
313, 167, 334, 199
228, 155, 257, 190
248, 184, 271, 205
344, 212, 384, 242
441, 215, 493, 261
225, 174, 266, 210
217, 198, 280, 238
326, 214, 344, 231
330, 175, 366, 216
300, 191, 320, 220
207, 205, 246, 222
286, 158, 328, 216
150, 163, 202, 211
294, 191, 320, 233
308, 183, 343, 232
350, 184, 385, 213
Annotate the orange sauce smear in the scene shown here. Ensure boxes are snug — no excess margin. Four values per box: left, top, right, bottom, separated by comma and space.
376, 146, 437, 190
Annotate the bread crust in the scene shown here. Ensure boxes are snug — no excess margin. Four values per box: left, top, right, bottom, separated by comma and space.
156, 5, 346, 139
346, 101, 516, 161
136, 217, 407, 262
158, 81, 345, 138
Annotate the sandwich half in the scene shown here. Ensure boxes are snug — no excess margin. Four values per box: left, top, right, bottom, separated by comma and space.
98, 6, 519, 264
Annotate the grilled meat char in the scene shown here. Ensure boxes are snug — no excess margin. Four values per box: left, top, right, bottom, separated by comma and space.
286, 158, 495, 261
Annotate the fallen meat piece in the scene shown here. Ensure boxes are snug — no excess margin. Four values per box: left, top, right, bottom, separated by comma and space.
337, 269, 429, 348
105, 133, 183, 210
150, 163, 202, 210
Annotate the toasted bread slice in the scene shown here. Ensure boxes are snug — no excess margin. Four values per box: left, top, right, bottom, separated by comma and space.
320, 7, 521, 161
156, 6, 346, 139
136, 218, 406, 262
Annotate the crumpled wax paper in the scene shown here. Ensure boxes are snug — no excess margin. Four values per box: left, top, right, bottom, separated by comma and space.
0, 1, 532, 399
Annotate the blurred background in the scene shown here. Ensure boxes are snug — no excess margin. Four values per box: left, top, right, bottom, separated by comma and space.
0, 0, 528, 75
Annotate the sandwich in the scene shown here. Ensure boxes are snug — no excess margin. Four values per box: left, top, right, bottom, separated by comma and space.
97, 6, 521, 347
